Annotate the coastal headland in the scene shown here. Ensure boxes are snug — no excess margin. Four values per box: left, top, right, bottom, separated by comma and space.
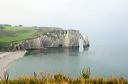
0, 25, 89, 51
0, 25, 89, 78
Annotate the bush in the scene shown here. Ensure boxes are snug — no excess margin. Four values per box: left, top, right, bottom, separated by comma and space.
81, 67, 91, 79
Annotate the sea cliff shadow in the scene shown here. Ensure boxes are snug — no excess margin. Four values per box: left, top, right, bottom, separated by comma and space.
25, 47, 89, 56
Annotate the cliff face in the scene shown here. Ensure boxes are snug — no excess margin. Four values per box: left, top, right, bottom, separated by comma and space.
9, 30, 89, 51
80, 34, 90, 48
64, 30, 80, 47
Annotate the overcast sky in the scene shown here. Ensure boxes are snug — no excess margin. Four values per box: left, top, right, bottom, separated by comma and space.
0, 0, 128, 32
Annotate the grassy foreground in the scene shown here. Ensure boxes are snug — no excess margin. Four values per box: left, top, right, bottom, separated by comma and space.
0, 68, 128, 84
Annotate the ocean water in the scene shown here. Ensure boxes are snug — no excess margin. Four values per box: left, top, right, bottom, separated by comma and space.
8, 29, 128, 77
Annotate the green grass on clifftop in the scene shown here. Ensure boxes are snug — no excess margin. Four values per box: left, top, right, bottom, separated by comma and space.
0, 25, 62, 51
0, 26, 37, 42
0, 26, 62, 42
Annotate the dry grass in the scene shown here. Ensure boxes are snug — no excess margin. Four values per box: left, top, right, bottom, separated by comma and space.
0, 68, 128, 84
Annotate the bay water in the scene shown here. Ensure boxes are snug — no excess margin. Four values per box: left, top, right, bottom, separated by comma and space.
8, 29, 128, 77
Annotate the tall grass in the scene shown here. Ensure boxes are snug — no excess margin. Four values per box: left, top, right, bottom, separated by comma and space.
0, 68, 128, 84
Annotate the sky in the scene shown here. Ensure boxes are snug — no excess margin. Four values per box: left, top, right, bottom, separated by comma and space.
0, 0, 128, 33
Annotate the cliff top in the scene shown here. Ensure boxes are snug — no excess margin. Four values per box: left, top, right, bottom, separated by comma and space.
0, 25, 62, 43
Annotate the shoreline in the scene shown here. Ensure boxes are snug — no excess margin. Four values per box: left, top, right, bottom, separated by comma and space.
0, 51, 26, 79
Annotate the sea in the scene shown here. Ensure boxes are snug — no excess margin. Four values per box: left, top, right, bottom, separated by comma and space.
8, 27, 128, 78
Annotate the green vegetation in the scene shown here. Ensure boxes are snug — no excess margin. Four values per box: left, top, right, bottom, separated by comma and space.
0, 26, 37, 42
0, 25, 62, 51
25, 48, 43, 56
0, 68, 128, 84
0, 25, 62, 42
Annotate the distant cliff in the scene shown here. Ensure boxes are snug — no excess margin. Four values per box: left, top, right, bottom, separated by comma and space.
8, 29, 89, 51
